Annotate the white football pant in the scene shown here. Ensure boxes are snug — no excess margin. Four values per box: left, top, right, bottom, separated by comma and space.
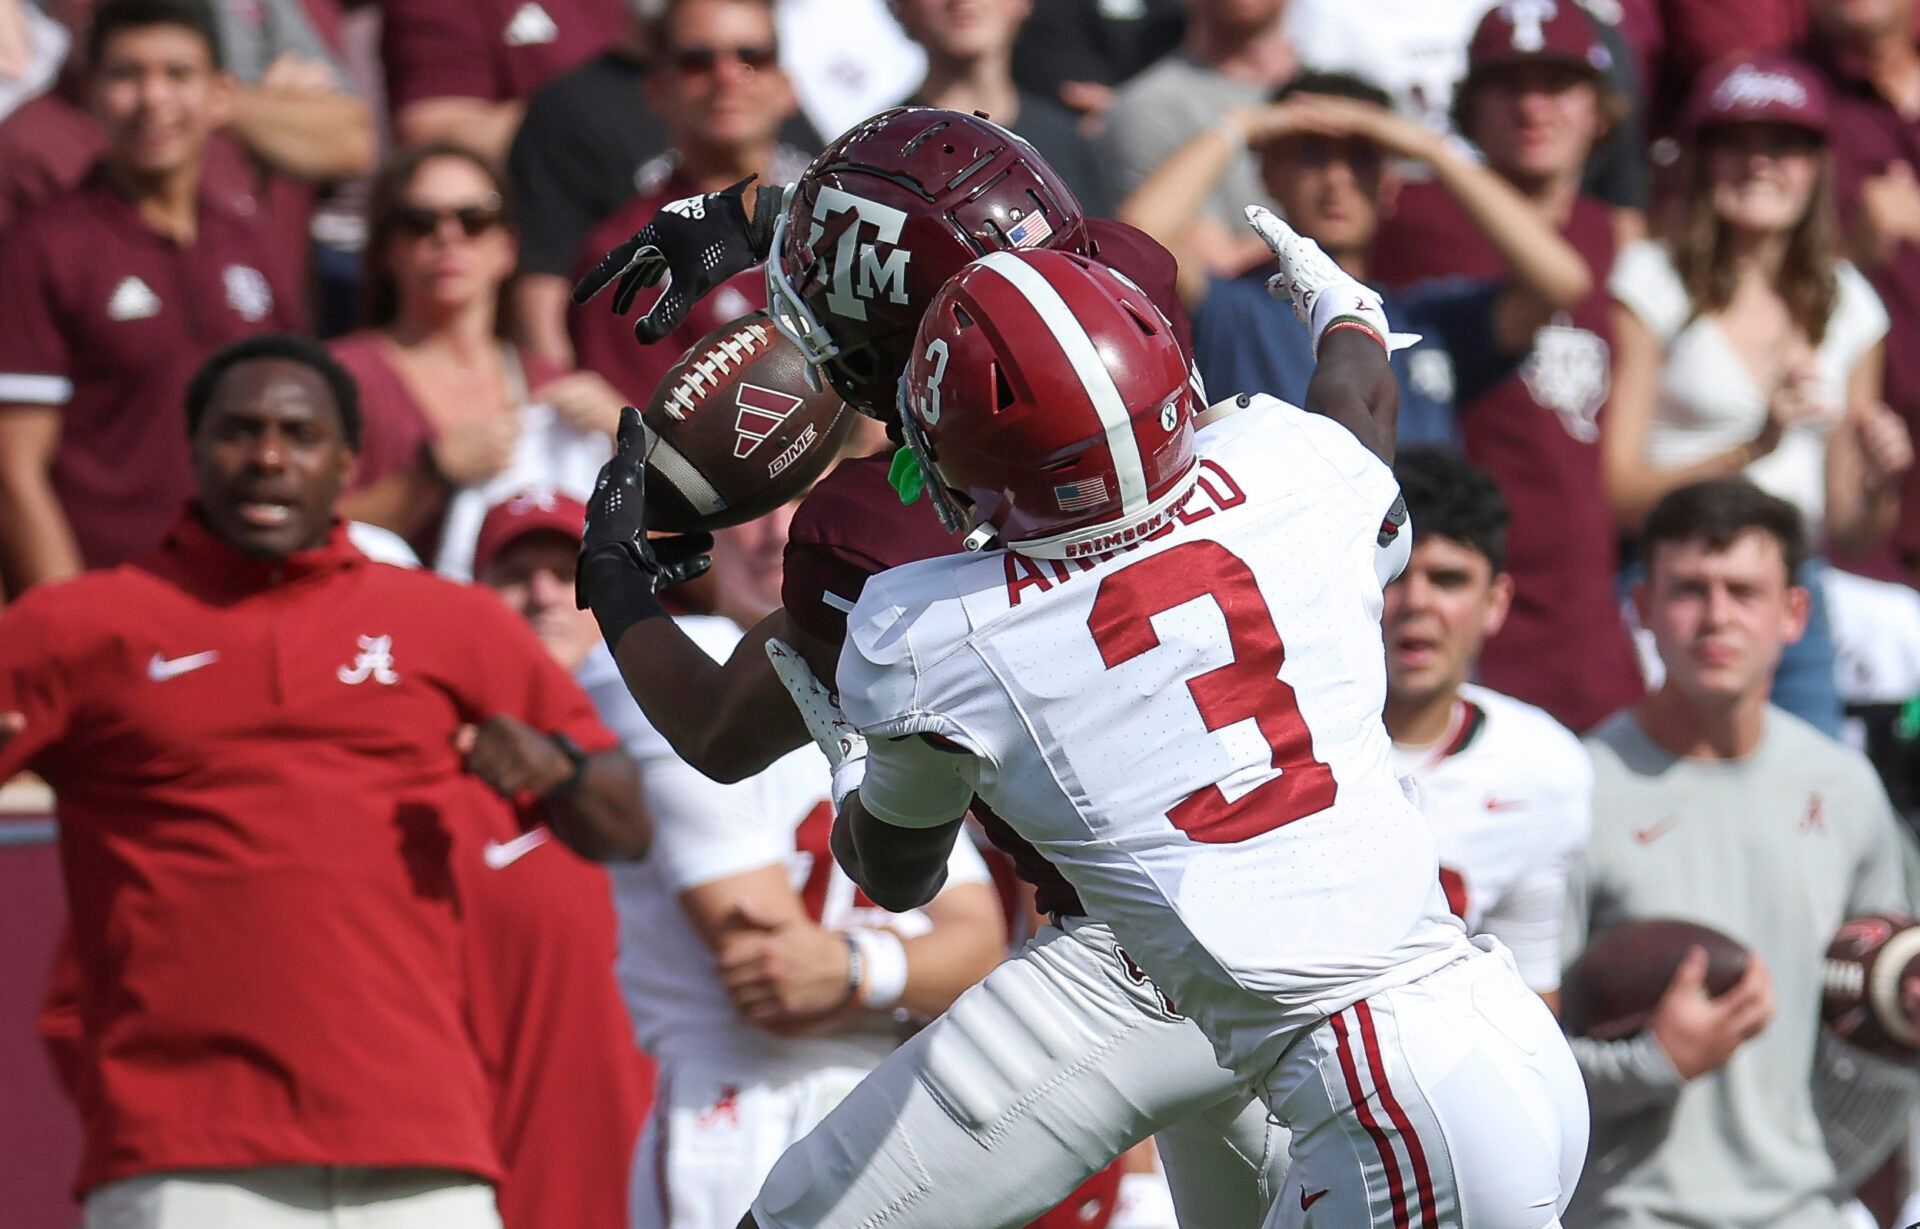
1263, 941, 1588, 1229
750, 917, 1287, 1228
83, 1167, 500, 1229
631, 1050, 879, 1229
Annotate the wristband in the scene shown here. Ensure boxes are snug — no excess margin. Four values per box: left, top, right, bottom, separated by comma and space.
1321, 318, 1387, 350
830, 749, 869, 814
543, 730, 590, 799
841, 932, 865, 1008
850, 928, 909, 1011
580, 551, 668, 648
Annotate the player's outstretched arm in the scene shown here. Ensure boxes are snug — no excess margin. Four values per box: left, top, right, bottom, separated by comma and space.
572, 177, 788, 344
1244, 206, 1409, 462
577, 408, 812, 782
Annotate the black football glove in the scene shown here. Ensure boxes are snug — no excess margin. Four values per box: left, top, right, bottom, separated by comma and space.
576, 407, 713, 646
572, 176, 787, 344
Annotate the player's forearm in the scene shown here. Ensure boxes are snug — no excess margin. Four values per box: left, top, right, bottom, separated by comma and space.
609, 613, 809, 783
543, 747, 650, 860
897, 882, 1006, 1016
840, 800, 959, 914
229, 87, 377, 181
1303, 328, 1399, 462
1428, 142, 1591, 318
0, 466, 82, 597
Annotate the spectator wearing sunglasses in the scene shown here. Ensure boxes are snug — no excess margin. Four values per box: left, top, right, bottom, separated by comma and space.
382, 0, 625, 166
507, 1, 821, 367
567, 0, 811, 409
330, 144, 628, 577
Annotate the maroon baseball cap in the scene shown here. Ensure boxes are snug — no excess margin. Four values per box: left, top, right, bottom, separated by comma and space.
472, 488, 587, 576
1466, 0, 1613, 80
1680, 53, 1829, 139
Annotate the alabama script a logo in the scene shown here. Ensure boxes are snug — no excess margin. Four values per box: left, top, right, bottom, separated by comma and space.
808, 187, 913, 321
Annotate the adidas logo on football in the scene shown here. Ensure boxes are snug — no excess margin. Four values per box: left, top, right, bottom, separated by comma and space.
106, 276, 161, 322
503, 2, 557, 46
733, 383, 802, 458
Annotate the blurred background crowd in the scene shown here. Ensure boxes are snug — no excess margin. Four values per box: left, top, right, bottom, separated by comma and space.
14, 0, 1920, 1226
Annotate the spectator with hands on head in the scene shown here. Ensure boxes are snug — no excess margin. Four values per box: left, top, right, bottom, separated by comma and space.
1122, 72, 1592, 447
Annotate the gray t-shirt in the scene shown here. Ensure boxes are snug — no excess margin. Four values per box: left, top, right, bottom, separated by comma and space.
1565, 707, 1906, 1229
1100, 53, 1277, 229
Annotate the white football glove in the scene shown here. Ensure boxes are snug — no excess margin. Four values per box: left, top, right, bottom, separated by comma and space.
765, 638, 868, 810
1243, 204, 1421, 357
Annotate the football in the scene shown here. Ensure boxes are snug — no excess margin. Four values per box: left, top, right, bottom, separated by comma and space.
1822, 913, 1920, 1058
1561, 919, 1750, 1040
641, 310, 855, 532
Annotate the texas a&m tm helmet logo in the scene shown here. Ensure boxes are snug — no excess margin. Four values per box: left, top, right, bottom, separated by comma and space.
734, 383, 802, 459
808, 187, 913, 321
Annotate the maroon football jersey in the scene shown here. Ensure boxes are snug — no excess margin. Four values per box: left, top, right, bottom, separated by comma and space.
781, 219, 1190, 917
1372, 183, 1642, 732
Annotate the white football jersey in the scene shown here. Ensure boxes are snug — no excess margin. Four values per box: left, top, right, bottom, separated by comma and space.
840, 399, 1470, 1085
580, 621, 988, 1065
1391, 683, 1592, 992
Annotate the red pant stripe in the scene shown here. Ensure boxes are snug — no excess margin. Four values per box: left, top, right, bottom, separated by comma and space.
1331, 1007, 1411, 1229
1355, 999, 1439, 1229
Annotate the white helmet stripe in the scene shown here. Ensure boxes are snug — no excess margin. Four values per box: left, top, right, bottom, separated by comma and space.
975, 251, 1150, 514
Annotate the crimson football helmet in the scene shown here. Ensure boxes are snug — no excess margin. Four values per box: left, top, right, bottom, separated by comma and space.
766, 107, 1091, 417
900, 249, 1201, 560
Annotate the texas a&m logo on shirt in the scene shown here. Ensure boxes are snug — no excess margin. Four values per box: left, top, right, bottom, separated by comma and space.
807, 187, 913, 321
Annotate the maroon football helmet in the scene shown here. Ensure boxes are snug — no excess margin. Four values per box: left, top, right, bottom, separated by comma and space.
900, 249, 1201, 560
766, 107, 1092, 417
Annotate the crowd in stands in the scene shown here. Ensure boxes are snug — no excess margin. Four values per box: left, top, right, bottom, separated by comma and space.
14, 0, 1920, 1226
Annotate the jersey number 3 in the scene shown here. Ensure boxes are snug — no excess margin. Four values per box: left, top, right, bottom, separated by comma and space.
1088, 540, 1336, 843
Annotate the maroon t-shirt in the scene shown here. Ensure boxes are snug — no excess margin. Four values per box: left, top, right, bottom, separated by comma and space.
1808, 42, 1920, 568
571, 172, 769, 406
781, 219, 1192, 917
328, 331, 569, 559
382, 0, 624, 111
1372, 182, 1641, 732
0, 93, 103, 236
0, 163, 302, 570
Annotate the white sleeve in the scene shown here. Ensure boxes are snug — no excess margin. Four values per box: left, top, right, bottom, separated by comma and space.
1486, 726, 1592, 992
859, 734, 978, 830
1830, 263, 1892, 371
582, 636, 800, 892
1608, 240, 1690, 343
1484, 856, 1576, 992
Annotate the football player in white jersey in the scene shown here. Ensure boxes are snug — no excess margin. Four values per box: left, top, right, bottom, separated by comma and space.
1383, 448, 1593, 1010
790, 244, 1588, 1229
578, 501, 1006, 1229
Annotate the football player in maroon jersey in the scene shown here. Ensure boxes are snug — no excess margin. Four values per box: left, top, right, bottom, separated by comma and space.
573, 107, 1406, 1229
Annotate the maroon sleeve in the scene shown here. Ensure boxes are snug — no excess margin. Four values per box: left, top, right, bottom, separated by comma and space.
781, 453, 956, 646
0, 586, 78, 782
382, 0, 503, 110
0, 212, 73, 405
1087, 218, 1192, 358
330, 335, 434, 490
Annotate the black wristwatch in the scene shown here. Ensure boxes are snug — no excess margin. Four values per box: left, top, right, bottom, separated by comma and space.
544, 730, 590, 799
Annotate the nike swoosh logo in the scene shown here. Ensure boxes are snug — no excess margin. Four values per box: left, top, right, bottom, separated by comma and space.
483, 828, 550, 869
1634, 816, 1681, 844
1483, 796, 1526, 812
148, 650, 221, 681
1301, 1187, 1330, 1211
